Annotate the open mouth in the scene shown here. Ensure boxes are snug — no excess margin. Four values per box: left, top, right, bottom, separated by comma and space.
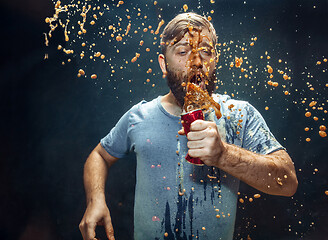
188, 72, 206, 90
190, 74, 201, 84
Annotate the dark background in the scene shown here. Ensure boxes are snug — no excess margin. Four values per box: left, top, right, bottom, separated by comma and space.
1, 0, 328, 239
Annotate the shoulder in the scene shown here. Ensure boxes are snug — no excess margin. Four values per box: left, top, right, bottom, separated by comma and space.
212, 94, 250, 113
126, 96, 160, 124
212, 94, 265, 125
129, 97, 159, 114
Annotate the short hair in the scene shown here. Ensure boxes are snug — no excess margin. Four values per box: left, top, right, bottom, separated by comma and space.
160, 12, 218, 55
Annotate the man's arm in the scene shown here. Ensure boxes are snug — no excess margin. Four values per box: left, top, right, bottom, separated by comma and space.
79, 143, 119, 240
184, 120, 298, 197
216, 145, 297, 196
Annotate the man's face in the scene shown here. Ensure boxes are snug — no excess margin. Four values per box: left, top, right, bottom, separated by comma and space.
164, 28, 217, 106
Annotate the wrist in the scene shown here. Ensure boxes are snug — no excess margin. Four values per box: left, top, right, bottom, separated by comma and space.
87, 193, 106, 205
216, 141, 228, 168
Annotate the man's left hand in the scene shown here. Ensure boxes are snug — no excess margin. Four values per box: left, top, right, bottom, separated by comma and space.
179, 120, 226, 166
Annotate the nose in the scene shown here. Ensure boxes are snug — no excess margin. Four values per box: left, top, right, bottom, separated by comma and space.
190, 50, 203, 69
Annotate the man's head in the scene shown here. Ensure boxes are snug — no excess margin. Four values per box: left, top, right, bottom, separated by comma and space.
158, 12, 218, 107
160, 12, 218, 56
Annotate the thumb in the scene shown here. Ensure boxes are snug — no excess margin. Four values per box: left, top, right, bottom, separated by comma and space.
178, 128, 185, 135
104, 214, 115, 240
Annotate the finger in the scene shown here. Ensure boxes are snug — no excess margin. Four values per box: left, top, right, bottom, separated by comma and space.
104, 215, 115, 240
79, 220, 92, 240
187, 130, 206, 141
190, 120, 208, 131
85, 221, 97, 240
79, 223, 86, 240
188, 148, 205, 158
187, 139, 206, 149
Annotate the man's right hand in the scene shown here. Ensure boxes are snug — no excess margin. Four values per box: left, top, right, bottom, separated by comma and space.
79, 199, 115, 240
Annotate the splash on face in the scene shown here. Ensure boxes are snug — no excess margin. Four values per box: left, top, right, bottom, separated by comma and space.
165, 28, 217, 107
166, 65, 216, 107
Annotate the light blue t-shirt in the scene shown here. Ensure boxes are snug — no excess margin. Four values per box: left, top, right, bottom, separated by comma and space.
101, 94, 284, 240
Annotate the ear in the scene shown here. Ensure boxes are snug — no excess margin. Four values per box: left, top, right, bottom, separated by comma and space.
158, 54, 167, 74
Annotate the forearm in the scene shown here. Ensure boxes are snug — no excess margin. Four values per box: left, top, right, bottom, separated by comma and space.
217, 143, 298, 197
80, 145, 117, 240
83, 150, 109, 204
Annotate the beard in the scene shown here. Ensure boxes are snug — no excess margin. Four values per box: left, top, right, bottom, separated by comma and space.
166, 66, 216, 107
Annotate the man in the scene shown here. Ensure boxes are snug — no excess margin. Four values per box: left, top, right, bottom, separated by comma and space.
79, 12, 298, 240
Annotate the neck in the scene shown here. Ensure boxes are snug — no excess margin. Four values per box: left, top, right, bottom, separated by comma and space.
161, 91, 183, 116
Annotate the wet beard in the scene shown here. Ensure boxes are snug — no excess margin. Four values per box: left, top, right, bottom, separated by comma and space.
166, 68, 216, 107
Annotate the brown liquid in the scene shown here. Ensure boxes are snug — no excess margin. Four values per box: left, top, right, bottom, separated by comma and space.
183, 82, 222, 119
180, 28, 221, 119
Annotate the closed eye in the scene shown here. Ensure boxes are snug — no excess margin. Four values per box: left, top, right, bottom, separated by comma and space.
199, 47, 212, 56
202, 49, 210, 55
174, 45, 191, 56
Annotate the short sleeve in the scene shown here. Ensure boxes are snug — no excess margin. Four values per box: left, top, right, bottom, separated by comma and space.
100, 110, 132, 159
242, 103, 285, 155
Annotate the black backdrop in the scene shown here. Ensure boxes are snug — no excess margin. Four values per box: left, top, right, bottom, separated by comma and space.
1, 0, 328, 239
